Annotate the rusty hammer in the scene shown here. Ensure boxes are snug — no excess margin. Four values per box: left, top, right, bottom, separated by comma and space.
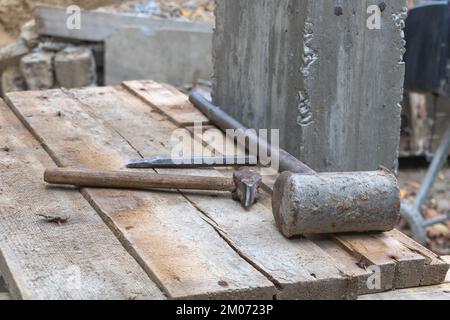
189, 92, 401, 237
44, 167, 262, 210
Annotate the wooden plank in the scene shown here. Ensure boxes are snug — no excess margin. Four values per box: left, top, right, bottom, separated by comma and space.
360, 258, 450, 300
34, 5, 213, 42
0, 273, 6, 292
359, 283, 450, 300
67, 85, 361, 300
307, 236, 376, 295
0, 101, 164, 300
333, 233, 426, 290
123, 80, 209, 127
0, 293, 11, 300
5, 90, 276, 300
387, 229, 450, 286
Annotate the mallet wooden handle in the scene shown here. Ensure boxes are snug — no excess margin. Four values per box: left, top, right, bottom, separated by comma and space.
44, 169, 236, 192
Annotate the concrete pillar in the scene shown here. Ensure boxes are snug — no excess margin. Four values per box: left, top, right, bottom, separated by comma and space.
20, 51, 55, 90
54, 47, 97, 88
213, 0, 407, 172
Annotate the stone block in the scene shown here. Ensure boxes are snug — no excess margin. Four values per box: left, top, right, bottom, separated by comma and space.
20, 51, 55, 90
54, 47, 97, 88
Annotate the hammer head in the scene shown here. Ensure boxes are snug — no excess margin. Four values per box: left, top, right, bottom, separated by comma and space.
273, 168, 401, 237
232, 168, 262, 210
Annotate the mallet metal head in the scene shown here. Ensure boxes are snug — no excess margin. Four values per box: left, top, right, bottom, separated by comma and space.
232, 168, 262, 210
273, 167, 401, 237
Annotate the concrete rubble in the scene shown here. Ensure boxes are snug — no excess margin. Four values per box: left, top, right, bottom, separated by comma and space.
0, 1, 215, 97
0, 19, 100, 96
20, 20, 39, 48
55, 47, 97, 88
98, 0, 214, 22
20, 50, 55, 90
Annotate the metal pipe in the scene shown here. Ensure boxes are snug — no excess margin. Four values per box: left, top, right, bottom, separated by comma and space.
414, 123, 450, 209
189, 92, 316, 175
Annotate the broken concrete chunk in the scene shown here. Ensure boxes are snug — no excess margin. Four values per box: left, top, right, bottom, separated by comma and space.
38, 40, 68, 52
1, 66, 26, 96
54, 47, 97, 88
20, 51, 55, 90
20, 20, 39, 48
0, 40, 30, 70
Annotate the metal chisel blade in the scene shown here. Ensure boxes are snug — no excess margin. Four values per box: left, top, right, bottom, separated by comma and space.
126, 156, 258, 169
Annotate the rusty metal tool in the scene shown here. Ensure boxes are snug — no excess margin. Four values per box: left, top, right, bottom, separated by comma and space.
44, 167, 262, 210
126, 155, 258, 169
189, 91, 401, 237
189, 92, 316, 175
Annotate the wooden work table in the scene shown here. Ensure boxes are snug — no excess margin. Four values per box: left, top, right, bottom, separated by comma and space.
0, 80, 448, 300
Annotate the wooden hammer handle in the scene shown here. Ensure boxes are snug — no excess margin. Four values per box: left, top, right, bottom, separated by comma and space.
44, 169, 236, 192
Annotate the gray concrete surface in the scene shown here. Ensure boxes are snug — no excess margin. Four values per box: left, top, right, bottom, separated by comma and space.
213, 0, 407, 172
20, 50, 54, 90
105, 26, 212, 87
55, 47, 97, 88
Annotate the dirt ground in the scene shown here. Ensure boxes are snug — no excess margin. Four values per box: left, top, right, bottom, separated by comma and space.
398, 164, 450, 254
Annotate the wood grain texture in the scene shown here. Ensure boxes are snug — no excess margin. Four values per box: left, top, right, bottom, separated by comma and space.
308, 236, 375, 295
0, 101, 164, 300
5, 89, 275, 300
66, 85, 362, 300
0, 292, 11, 300
359, 282, 450, 300
359, 257, 450, 300
388, 229, 449, 286
333, 233, 426, 290
123, 80, 209, 127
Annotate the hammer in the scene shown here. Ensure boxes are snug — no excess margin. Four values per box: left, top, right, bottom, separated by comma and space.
189, 92, 401, 237
44, 167, 262, 210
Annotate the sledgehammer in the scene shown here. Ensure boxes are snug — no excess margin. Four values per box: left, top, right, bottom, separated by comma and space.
189, 92, 401, 237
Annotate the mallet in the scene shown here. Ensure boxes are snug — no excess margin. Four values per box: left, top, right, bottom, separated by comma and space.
189, 92, 401, 237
